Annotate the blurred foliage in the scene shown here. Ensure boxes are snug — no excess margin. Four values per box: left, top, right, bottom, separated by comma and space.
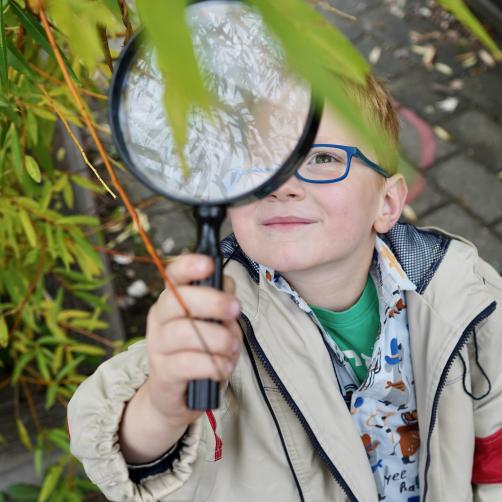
0, 0, 499, 501
0, 0, 124, 499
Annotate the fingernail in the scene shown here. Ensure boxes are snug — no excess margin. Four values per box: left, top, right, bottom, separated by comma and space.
193, 257, 207, 272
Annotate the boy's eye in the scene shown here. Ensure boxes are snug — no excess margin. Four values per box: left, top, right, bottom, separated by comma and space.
307, 152, 345, 165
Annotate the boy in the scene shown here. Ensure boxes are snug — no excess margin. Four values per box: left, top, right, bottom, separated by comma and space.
67, 76, 502, 501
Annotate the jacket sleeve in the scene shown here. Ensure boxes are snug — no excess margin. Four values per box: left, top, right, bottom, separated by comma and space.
67, 340, 210, 501
472, 258, 502, 501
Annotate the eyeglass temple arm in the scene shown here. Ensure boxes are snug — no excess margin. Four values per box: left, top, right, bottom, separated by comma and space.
355, 149, 390, 178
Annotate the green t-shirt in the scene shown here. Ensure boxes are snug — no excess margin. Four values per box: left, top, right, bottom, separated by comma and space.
310, 276, 379, 384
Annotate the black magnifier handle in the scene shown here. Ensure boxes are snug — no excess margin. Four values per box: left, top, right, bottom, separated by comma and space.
186, 205, 227, 410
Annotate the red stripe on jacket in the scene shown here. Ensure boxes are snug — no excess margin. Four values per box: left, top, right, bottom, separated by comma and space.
472, 427, 502, 484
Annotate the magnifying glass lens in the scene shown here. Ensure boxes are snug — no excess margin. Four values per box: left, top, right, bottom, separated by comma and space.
116, 1, 312, 205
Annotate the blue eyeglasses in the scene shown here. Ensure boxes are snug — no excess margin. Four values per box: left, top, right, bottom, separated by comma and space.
295, 144, 389, 184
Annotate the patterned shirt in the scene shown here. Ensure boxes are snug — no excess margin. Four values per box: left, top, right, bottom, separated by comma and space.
260, 236, 420, 501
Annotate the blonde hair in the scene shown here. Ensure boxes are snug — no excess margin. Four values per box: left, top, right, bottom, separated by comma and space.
341, 74, 400, 175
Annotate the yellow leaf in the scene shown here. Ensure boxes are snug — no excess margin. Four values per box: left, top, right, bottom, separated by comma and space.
25, 155, 42, 183
69, 343, 106, 356
0, 317, 8, 348
16, 418, 33, 450
18, 208, 37, 247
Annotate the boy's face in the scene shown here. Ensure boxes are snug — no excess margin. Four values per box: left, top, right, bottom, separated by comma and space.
228, 107, 398, 274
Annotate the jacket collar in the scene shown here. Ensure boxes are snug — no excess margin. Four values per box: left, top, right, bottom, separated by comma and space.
222, 222, 451, 294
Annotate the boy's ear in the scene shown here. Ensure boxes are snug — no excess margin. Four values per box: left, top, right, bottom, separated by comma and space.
373, 174, 408, 234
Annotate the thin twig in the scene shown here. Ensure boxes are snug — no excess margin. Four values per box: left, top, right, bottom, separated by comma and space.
59, 321, 117, 349
0, 377, 11, 391
117, 0, 133, 44
29, 63, 108, 100
19, 376, 46, 386
20, 380, 42, 435
308, 0, 357, 21
38, 84, 116, 199
98, 26, 114, 74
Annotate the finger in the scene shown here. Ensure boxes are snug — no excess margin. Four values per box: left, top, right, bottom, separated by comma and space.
149, 286, 241, 325
149, 319, 242, 358
152, 351, 237, 384
164, 253, 214, 287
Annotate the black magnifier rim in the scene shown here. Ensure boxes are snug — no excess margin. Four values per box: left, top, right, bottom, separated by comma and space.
109, 4, 321, 207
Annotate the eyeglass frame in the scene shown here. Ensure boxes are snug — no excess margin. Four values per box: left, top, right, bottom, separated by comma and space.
295, 143, 390, 184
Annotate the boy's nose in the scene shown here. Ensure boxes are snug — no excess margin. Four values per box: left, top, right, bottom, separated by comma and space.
268, 175, 306, 201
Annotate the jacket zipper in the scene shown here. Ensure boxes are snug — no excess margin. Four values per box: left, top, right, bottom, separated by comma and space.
422, 302, 496, 501
241, 313, 358, 502
243, 335, 306, 502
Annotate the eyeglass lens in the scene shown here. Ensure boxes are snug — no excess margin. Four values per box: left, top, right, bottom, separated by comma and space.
297, 147, 349, 181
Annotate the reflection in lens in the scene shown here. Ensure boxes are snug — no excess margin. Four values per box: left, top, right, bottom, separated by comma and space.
117, 1, 311, 204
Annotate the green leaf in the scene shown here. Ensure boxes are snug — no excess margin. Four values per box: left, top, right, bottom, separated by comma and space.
101, 0, 122, 19
16, 418, 33, 450
6, 38, 40, 81
56, 355, 84, 380
5, 484, 39, 502
56, 215, 99, 226
45, 382, 58, 410
438, 0, 502, 59
51, 345, 64, 374
0, 0, 9, 91
12, 352, 34, 383
8, 123, 22, 176
62, 180, 73, 209
18, 208, 37, 247
53, 173, 68, 192
36, 351, 51, 381
70, 232, 102, 278
73, 478, 99, 492
31, 106, 57, 122
46, 429, 70, 453
8, 0, 80, 82
23, 248, 40, 267
25, 155, 42, 183
68, 318, 108, 330
47, 0, 121, 71
26, 112, 38, 144
68, 343, 106, 357
55, 226, 73, 270
34, 438, 44, 477
38, 464, 63, 502
71, 174, 107, 193
44, 223, 55, 258
0, 315, 8, 348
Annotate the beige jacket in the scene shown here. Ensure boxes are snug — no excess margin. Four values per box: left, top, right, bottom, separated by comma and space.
68, 229, 502, 501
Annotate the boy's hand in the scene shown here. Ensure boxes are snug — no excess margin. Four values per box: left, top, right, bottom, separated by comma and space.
119, 254, 242, 464
144, 253, 242, 428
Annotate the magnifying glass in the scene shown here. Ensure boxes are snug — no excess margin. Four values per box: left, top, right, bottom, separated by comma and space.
109, 0, 321, 410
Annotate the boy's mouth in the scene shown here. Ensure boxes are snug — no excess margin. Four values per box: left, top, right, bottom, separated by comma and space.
261, 216, 317, 229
